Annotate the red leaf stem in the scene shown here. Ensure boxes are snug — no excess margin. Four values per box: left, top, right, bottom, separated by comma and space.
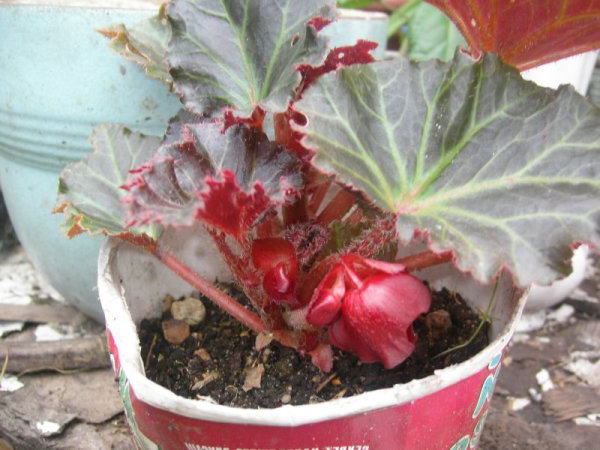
208, 230, 290, 330
396, 250, 453, 271
307, 177, 332, 216
283, 196, 309, 226
124, 237, 268, 335
316, 188, 356, 226
154, 236, 300, 350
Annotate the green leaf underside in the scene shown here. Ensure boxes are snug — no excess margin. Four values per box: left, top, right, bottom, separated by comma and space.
337, 0, 376, 9
295, 52, 600, 286
387, 0, 422, 37
101, 5, 172, 83
124, 120, 303, 229
166, 0, 334, 117
57, 125, 162, 236
407, 2, 466, 62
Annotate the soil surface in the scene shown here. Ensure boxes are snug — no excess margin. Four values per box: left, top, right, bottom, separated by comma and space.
139, 286, 489, 408
2, 249, 599, 448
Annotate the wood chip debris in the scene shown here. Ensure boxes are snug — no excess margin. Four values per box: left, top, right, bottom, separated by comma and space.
192, 371, 219, 391
242, 364, 265, 392
334, 388, 348, 399
0, 335, 109, 373
315, 372, 337, 393
543, 385, 600, 422
194, 348, 211, 361
255, 332, 273, 351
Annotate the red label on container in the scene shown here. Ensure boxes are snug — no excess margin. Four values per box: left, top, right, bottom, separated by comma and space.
107, 325, 504, 450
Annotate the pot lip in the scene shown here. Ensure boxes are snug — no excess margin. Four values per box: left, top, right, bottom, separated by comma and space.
0, 0, 162, 10
99, 237, 527, 427
336, 8, 388, 21
0, 1, 389, 17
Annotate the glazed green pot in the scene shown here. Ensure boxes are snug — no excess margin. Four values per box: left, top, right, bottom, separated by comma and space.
0, 1, 388, 321
0, 0, 180, 321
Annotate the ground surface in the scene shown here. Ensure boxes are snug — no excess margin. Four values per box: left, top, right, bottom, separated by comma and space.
0, 248, 598, 449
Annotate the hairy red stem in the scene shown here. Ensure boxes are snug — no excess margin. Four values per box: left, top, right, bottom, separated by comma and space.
316, 189, 356, 226
283, 195, 308, 226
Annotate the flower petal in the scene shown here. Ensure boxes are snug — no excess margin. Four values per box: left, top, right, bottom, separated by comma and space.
343, 272, 431, 369
307, 265, 345, 325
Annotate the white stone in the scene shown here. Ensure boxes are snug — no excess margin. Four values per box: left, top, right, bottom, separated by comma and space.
171, 297, 206, 326
0, 374, 24, 392
35, 421, 62, 436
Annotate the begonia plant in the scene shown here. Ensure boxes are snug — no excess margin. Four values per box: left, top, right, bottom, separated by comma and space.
56, 0, 600, 372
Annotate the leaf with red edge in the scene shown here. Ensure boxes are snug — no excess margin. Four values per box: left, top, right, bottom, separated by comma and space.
295, 52, 600, 287
426, 0, 600, 70
123, 120, 303, 242
56, 124, 162, 237
166, 0, 334, 117
276, 40, 378, 160
98, 4, 172, 83
298, 39, 378, 93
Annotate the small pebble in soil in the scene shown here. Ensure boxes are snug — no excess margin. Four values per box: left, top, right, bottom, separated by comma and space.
171, 297, 206, 325
161, 319, 190, 345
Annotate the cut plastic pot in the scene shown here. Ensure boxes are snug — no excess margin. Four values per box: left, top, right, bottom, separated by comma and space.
98, 234, 527, 450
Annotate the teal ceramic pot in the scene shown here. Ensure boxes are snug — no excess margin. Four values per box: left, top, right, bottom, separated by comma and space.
0, 0, 180, 321
0, 2, 388, 322
324, 9, 389, 59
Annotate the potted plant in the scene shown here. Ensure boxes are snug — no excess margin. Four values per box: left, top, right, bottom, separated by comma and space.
56, 0, 600, 448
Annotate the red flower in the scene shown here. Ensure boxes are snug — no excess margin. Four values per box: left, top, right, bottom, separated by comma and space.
307, 255, 431, 369
251, 238, 298, 306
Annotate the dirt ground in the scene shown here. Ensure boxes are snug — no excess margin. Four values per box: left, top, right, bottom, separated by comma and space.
0, 249, 598, 449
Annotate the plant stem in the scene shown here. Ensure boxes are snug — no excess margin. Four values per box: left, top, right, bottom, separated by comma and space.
118, 231, 265, 334
316, 189, 356, 226
118, 234, 301, 350
307, 178, 332, 216
154, 245, 267, 334
397, 250, 453, 271
0, 352, 8, 383
433, 280, 499, 359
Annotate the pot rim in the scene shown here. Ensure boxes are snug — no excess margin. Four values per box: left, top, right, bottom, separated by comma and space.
98, 237, 527, 427
0, 0, 162, 10
0, 1, 389, 18
337, 8, 388, 21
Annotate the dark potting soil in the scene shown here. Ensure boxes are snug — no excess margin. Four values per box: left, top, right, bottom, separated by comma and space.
139, 287, 489, 409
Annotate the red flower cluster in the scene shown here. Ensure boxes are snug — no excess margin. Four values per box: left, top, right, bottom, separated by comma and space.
307, 255, 431, 369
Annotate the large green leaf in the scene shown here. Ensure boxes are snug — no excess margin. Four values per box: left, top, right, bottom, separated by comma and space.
294, 52, 600, 286
166, 0, 334, 117
56, 125, 161, 236
407, 2, 465, 62
99, 5, 172, 83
